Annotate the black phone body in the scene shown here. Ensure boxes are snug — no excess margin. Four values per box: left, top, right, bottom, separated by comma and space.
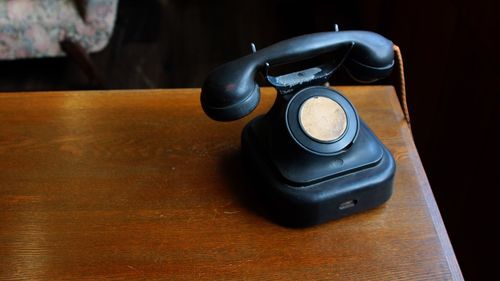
200, 30, 396, 227
241, 88, 395, 227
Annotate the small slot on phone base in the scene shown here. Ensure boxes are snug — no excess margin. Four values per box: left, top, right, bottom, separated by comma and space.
338, 199, 357, 210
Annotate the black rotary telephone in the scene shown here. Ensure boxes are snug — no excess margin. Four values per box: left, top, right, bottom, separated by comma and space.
200, 30, 396, 227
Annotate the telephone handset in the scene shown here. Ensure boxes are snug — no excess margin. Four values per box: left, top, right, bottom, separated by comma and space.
201, 30, 396, 227
201, 31, 394, 121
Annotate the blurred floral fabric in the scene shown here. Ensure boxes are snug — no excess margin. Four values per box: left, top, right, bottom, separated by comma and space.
0, 0, 118, 60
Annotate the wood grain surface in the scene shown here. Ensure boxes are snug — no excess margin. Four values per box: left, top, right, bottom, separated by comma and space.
0, 86, 462, 280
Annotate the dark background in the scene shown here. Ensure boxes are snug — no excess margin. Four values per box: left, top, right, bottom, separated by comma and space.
1, 0, 498, 279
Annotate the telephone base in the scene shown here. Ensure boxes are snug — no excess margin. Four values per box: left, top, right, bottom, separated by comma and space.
241, 116, 396, 227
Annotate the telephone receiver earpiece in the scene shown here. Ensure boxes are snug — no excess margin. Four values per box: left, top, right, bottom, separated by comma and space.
200, 30, 394, 121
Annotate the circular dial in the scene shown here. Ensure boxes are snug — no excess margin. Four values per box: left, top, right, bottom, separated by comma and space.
298, 96, 347, 142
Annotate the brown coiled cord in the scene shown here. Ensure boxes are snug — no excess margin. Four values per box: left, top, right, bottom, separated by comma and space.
393, 45, 411, 131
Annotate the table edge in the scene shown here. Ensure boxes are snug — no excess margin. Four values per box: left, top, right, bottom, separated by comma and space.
387, 89, 463, 280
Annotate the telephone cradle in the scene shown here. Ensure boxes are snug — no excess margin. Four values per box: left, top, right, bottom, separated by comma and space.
201, 30, 397, 226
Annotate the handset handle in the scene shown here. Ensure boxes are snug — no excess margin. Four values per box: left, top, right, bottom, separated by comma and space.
201, 31, 394, 121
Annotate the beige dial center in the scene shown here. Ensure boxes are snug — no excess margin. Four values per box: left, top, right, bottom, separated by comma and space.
298, 96, 347, 142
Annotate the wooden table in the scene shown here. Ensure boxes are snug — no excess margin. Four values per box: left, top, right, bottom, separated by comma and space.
0, 87, 462, 280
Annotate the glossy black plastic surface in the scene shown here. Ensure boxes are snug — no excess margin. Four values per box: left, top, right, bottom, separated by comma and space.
242, 115, 396, 227
200, 31, 394, 121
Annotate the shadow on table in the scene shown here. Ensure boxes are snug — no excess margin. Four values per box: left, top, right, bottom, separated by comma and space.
218, 149, 309, 228
218, 150, 269, 220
